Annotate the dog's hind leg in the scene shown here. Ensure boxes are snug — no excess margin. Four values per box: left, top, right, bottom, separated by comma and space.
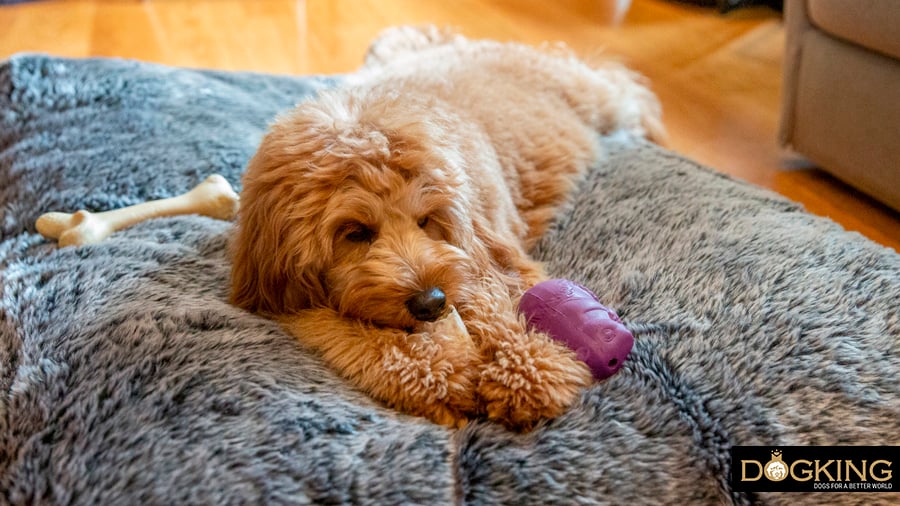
579, 61, 666, 143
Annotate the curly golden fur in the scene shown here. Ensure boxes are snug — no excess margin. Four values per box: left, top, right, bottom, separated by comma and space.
230, 26, 663, 429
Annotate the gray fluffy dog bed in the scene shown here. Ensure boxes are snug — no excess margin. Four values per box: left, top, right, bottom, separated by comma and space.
1, 55, 898, 505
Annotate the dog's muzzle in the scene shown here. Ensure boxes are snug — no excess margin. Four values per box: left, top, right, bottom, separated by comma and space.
406, 287, 447, 322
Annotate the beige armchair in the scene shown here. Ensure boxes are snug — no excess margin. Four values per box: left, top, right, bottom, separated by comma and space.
780, 0, 900, 211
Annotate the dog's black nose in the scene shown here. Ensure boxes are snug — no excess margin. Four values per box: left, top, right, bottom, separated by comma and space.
406, 287, 447, 322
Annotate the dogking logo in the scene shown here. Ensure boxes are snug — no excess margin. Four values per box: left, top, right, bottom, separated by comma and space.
732, 446, 899, 493
763, 450, 788, 482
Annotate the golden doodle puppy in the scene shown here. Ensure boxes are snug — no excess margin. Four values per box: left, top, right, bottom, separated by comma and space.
231, 26, 663, 429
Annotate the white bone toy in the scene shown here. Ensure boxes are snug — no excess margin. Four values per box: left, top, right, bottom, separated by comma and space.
36, 174, 240, 247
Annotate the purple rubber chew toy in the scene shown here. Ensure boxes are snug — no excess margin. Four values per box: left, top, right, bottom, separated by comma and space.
519, 279, 634, 380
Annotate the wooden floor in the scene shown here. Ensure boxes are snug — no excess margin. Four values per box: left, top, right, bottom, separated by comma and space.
1, 0, 898, 250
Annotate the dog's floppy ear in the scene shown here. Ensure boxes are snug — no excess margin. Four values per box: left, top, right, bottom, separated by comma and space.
470, 216, 546, 289
229, 147, 328, 316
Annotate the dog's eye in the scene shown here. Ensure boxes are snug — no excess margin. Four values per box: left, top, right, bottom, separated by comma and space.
344, 224, 375, 243
418, 214, 447, 242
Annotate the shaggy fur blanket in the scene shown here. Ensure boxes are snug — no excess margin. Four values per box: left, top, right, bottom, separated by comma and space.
1, 55, 898, 505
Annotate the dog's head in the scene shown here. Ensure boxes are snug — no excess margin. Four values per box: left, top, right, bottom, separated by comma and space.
231, 88, 499, 329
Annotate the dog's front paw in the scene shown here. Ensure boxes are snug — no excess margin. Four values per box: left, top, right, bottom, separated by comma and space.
419, 402, 473, 430
476, 331, 592, 430
401, 307, 480, 427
